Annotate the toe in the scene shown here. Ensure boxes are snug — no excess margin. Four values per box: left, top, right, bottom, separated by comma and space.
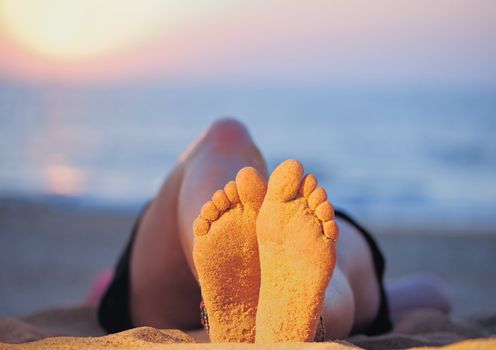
323, 220, 339, 241
193, 217, 210, 236
308, 187, 327, 209
315, 201, 334, 222
266, 159, 304, 202
200, 201, 220, 221
299, 174, 318, 198
224, 181, 240, 204
236, 167, 267, 209
212, 190, 230, 212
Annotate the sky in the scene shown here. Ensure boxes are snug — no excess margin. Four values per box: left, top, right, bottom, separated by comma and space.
0, 0, 495, 86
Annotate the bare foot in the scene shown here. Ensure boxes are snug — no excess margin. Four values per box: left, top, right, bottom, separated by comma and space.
192, 167, 267, 342
255, 159, 339, 343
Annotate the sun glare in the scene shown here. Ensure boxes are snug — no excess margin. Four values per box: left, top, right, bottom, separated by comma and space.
44, 162, 85, 196
0, 0, 180, 59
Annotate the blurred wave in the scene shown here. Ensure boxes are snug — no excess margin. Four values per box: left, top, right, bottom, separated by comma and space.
1, 82, 495, 231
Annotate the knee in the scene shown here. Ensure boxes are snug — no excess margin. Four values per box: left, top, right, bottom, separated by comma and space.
205, 118, 252, 147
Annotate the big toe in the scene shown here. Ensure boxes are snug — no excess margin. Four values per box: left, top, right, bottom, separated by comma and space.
236, 167, 267, 209
266, 159, 304, 202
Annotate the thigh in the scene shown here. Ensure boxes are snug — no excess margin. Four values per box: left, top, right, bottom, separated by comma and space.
334, 217, 381, 332
322, 266, 355, 339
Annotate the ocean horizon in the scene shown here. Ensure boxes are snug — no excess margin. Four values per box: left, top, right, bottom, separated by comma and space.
1, 82, 495, 232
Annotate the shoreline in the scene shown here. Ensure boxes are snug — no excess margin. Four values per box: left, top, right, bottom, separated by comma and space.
0, 196, 495, 319
1, 193, 494, 236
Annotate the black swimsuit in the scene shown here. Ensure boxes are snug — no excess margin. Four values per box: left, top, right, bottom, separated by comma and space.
97, 205, 392, 336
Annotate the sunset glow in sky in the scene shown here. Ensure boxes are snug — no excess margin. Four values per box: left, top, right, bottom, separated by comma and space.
1, 0, 169, 58
0, 0, 495, 85
0, 0, 231, 58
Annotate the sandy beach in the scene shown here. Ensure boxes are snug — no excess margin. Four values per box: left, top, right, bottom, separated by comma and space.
1, 0, 495, 347
1, 196, 495, 348
1, 196, 495, 319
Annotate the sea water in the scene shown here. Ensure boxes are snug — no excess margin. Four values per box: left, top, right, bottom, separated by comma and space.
1, 82, 495, 231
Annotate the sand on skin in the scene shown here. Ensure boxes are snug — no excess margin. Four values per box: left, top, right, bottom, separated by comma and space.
1, 198, 496, 347
193, 167, 266, 342
256, 160, 338, 342
193, 160, 338, 343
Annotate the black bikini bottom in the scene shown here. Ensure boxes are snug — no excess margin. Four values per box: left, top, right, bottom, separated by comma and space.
97, 206, 393, 336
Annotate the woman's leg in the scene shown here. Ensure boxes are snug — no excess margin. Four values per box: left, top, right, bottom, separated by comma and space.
386, 273, 451, 321
323, 219, 452, 338
322, 218, 382, 338
129, 118, 268, 330
129, 118, 381, 339
112, 117, 450, 341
